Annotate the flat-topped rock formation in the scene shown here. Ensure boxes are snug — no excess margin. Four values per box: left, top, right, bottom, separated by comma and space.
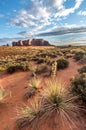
12, 39, 50, 46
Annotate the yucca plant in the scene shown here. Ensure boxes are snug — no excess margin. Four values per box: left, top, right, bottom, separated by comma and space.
16, 78, 85, 130
51, 61, 57, 77
0, 87, 10, 103
24, 78, 42, 99
16, 99, 42, 129
40, 79, 83, 130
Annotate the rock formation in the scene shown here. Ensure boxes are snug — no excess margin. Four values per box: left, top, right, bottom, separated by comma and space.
12, 39, 50, 46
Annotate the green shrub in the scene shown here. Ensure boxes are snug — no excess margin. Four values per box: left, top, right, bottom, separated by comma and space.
7, 62, 29, 74
36, 58, 44, 64
7, 66, 17, 74
74, 51, 84, 61
0, 67, 5, 72
71, 73, 86, 105
20, 62, 29, 71
78, 56, 86, 64
57, 58, 69, 70
78, 66, 86, 73
36, 64, 51, 75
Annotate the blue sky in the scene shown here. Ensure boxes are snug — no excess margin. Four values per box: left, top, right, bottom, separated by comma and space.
0, 0, 86, 45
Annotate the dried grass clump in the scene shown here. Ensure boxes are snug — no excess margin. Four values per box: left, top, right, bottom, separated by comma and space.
0, 86, 10, 103
24, 78, 42, 99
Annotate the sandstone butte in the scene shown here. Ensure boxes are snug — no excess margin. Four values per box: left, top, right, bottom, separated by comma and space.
12, 39, 51, 46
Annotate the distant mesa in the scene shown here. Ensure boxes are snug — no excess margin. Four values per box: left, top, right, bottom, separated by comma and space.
12, 39, 50, 46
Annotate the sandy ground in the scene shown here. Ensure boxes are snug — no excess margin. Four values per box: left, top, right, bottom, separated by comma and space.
0, 58, 85, 130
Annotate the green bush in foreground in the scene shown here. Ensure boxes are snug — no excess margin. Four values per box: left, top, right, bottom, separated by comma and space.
71, 73, 86, 105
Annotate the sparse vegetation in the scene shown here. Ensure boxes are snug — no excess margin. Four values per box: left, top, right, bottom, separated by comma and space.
0, 67, 5, 72
0, 46, 86, 130
78, 56, 86, 64
7, 62, 29, 74
16, 100, 42, 129
74, 51, 85, 61
71, 73, 86, 106
57, 58, 69, 70
17, 79, 84, 130
78, 66, 86, 73
35, 63, 51, 75
24, 78, 42, 99
0, 87, 10, 103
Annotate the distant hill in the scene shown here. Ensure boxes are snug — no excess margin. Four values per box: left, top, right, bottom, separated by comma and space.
12, 39, 51, 46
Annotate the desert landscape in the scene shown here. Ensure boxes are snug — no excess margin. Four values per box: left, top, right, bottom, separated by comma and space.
0, 45, 86, 130
0, 0, 86, 130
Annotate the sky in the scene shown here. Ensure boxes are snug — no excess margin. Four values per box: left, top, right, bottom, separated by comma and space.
0, 0, 86, 46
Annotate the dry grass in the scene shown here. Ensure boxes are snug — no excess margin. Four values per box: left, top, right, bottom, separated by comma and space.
17, 79, 85, 130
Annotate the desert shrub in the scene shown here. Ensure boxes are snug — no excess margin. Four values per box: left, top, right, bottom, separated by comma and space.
7, 65, 17, 74
16, 79, 84, 130
40, 79, 82, 129
0, 87, 10, 103
65, 53, 73, 58
44, 56, 50, 64
20, 61, 29, 71
35, 64, 51, 75
74, 51, 84, 61
71, 73, 86, 105
16, 100, 42, 129
78, 66, 86, 74
36, 58, 44, 64
0, 67, 5, 72
24, 78, 42, 99
38, 53, 47, 58
31, 57, 39, 62
7, 62, 29, 74
57, 58, 69, 70
47, 53, 57, 58
78, 56, 86, 64
16, 57, 27, 62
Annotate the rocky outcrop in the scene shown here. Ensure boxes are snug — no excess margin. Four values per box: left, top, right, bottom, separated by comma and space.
12, 39, 50, 46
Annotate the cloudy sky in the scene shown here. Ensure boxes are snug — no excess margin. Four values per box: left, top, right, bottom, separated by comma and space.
0, 0, 86, 45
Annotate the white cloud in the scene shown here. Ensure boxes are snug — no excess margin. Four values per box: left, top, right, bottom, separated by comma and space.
41, 0, 66, 10
55, 0, 83, 18
78, 10, 86, 16
9, 0, 84, 36
10, 0, 50, 28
